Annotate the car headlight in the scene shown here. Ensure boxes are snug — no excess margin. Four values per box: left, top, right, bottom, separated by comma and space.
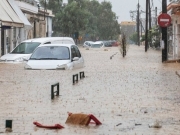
24, 64, 32, 69
56, 64, 68, 70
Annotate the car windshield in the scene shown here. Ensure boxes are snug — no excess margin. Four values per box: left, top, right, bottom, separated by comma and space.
11, 42, 41, 54
91, 43, 103, 48
30, 46, 70, 60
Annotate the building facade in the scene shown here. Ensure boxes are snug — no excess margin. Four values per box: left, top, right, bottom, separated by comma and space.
167, 1, 180, 60
120, 21, 136, 44
0, 0, 54, 56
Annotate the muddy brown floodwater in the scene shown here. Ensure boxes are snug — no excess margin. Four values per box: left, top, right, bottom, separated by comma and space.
0, 45, 180, 135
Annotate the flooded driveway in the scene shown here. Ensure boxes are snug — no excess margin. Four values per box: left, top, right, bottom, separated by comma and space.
0, 45, 180, 135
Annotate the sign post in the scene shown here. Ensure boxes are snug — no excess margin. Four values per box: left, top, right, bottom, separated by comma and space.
158, 13, 171, 27
159, 0, 169, 62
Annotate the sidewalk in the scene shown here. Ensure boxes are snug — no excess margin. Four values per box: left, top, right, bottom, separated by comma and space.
0, 45, 180, 135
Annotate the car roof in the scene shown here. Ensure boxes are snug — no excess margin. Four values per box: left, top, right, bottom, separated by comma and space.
37, 43, 76, 48
94, 41, 103, 43
21, 37, 74, 43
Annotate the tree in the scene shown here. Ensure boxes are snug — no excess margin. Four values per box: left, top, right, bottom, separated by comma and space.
39, 0, 121, 40
140, 26, 160, 48
129, 32, 138, 44
96, 1, 120, 40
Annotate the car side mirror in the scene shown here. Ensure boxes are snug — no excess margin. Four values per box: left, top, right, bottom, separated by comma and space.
73, 57, 79, 61
22, 57, 29, 61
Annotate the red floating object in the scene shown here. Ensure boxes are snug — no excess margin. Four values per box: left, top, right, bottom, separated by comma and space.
33, 122, 64, 129
89, 114, 102, 125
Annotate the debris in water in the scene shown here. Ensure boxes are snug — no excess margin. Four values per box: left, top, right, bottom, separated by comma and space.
149, 120, 162, 128
116, 123, 122, 126
135, 123, 142, 126
144, 110, 148, 114
5, 128, 12, 132
104, 49, 108, 51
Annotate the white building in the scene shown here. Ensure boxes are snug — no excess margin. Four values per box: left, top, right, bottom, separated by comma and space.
167, 1, 180, 60
0, 0, 54, 56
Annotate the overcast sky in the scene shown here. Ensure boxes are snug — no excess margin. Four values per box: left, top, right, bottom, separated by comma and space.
98, 0, 170, 23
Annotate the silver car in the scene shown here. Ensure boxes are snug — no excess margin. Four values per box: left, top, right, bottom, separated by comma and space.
83, 41, 94, 48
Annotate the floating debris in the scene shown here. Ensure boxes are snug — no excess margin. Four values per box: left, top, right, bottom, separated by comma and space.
144, 110, 148, 114
5, 128, 12, 132
116, 123, 122, 126
135, 123, 142, 126
149, 120, 162, 128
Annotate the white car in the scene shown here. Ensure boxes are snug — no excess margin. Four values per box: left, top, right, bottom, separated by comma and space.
0, 37, 75, 63
24, 44, 84, 70
83, 41, 94, 48
90, 41, 104, 48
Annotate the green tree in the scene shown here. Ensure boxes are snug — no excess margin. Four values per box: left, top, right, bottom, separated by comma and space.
140, 26, 160, 48
39, 0, 120, 40
129, 32, 138, 44
96, 1, 120, 40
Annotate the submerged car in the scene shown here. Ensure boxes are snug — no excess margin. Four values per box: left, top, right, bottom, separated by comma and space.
0, 37, 75, 63
24, 44, 84, 70
83, 41, 94, 48
90, 41, 104, 48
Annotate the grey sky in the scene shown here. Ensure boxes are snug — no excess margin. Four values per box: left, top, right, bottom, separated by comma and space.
98, 0, 170, 23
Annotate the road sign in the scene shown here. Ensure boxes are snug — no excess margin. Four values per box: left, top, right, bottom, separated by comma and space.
158, 13, 171, 27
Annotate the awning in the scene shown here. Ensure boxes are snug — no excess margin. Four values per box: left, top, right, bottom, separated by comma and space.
0, 0, 23, 28
8, 0, 32, 30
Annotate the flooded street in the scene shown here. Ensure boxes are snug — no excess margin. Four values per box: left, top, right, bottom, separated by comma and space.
0, 45, 180, 135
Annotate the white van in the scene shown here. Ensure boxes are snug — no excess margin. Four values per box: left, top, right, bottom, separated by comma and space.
0, 37, 75, 63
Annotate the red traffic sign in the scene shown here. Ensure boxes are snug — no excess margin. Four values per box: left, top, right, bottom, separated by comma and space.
158, 13, 171, 27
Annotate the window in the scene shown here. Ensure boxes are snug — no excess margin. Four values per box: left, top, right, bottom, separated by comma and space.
71, 46, 81, 60
74, 46, 81, 57
30, 46, 70, 60
11, 42, 41, 54
71, 46, 77, 59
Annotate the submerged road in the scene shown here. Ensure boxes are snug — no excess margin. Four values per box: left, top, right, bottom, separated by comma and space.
0, 45, 180, 135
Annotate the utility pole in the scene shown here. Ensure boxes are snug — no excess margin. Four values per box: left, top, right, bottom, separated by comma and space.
145, 0, 149, 52
162, 0, 168, 62
155, 7, 157, 26
137, 0, 140, 46
149, 0, 152, 48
